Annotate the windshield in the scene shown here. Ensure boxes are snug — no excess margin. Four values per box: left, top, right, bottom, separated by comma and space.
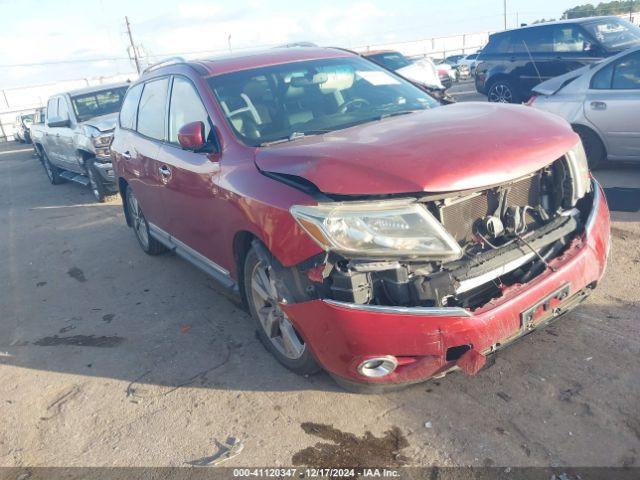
207, 56, 438, 147
71, 87, 128, 122
583, 18, 640, 50
365, 52, 413, 71
21, 114, 34, 123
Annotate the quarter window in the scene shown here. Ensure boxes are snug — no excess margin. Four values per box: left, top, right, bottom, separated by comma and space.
119, 83, 143, 130
137, 78, 169, 140
168, 77, 212, 144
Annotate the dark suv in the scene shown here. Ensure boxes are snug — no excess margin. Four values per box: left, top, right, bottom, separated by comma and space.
111, 47, 609, 391
476, 16, 640, 103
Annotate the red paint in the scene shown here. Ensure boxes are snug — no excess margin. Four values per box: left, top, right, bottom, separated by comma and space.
111, 47, 610, 386
281, 185, 610, 384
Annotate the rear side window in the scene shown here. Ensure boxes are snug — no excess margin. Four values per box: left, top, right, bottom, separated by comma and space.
516, 26, 554, 53
137, 78, 169, 140
612, 51, 640, 89
591, 51, 640, 89
119, 83, 143, 130
168, 77, 212, 144
483, 33, 512, 54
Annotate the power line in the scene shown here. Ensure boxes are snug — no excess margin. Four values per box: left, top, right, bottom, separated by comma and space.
125, 16, 141, 75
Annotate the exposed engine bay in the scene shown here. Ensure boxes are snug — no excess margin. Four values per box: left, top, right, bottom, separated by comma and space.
277, 155, 595, 312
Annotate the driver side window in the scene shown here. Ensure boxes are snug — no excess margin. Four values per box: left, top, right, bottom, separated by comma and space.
168, 77, 212, 144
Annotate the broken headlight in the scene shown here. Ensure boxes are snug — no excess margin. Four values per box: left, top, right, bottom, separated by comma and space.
291, 200, 462, 259
565, 140, 592, 206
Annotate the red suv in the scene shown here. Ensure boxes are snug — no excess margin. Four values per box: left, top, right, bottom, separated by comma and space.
111, 47, 610, 391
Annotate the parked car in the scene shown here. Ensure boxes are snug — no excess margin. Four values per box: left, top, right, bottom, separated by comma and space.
111, 47, 609, 391
30, 107, 46, 160
435, 60, 458, 83
361, 50, 453, 103
529, 46, 640, 168
444, 54, 471, 80
33, 83, 128, 202
458, 53, 480, 76
476, 16, 640, 103
13, 113, 34, 143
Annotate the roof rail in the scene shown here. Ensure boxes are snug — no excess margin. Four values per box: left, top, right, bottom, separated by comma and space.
142, 56, 187, 74
275, 41, 318, 48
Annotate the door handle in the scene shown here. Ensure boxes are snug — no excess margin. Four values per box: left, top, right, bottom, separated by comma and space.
159, 165, 171, 177
590, 101, 607, 110
121, 151, 131, 160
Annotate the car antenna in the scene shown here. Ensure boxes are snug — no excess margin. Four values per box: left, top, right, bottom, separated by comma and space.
522, 40, 543, 84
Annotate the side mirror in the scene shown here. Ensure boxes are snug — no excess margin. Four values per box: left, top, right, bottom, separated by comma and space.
48, 117, 70, 128
178, 121, 206, 151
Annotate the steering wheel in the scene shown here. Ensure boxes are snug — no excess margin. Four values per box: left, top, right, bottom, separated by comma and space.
338, 98, 370, 114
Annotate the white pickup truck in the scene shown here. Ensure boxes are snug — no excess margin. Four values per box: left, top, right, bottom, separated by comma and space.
33, 83, 129, 202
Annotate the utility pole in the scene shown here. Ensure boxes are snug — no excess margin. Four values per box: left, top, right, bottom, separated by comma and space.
125, 16, 141, 74
504, 0, 507, 29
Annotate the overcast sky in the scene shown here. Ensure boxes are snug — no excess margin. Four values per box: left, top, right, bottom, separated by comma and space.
1, 0, 581, 88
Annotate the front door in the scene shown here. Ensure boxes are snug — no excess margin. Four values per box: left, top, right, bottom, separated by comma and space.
157, 75, 226, 266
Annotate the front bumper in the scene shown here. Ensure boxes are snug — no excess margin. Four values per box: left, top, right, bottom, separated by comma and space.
281, 182, 610, 385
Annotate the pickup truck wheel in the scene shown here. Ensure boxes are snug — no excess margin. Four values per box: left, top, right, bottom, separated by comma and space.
243, 245, 320, 376
125, 186, 167, 255
87, 161, 115, 203
42, 151, 63, 185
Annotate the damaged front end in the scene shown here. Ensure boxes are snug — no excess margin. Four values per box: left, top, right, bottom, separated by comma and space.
262, 142, 605, 385
285, 143, 592, 313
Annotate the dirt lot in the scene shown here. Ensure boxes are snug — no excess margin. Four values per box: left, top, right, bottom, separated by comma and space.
1, 140, 639, 468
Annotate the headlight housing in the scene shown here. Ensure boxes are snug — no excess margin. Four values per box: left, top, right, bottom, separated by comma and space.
565, 140, 592, 206
92, 133, 113, 148
291, 200, 462, 259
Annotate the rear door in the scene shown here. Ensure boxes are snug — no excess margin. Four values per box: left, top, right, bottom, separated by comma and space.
156, 75, 225, 264
585, 50, 640, 160
129, 77, 171, 230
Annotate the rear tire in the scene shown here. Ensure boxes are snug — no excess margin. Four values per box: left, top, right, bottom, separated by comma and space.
243, 244, 320, 376
573, 125, 606, 170
125, 186, 167, 255
42, 151, 64, 185
487, 78, 521, 103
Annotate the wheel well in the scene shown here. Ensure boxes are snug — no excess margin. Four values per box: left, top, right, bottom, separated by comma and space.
572, 123, 606, 150
233, 231, 257, 307
119, 178, 132, 227
77, 149, 94, 167
486, 73, 513, 89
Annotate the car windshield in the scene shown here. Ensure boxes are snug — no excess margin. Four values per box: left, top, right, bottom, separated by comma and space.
365, 52, 413, 71
21, 114, 34, 123
583, 18, 640, 50
71, 87, 128, 122
207, 56, 439, 147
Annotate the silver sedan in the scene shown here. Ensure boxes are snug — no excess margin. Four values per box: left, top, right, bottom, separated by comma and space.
529, 46, 640, 168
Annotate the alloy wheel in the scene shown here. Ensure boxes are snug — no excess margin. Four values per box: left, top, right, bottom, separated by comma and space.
127, 191, 149, 249
488, 83, 513, 103
250, 260, 305, 360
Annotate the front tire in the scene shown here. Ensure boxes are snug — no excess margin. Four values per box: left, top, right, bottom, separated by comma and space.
87, 161, 115, 203
125, 186, 167, 255
243, 245, 320, 376
488, 78, 521, 103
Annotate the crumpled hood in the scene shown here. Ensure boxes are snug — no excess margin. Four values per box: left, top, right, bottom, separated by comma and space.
80, 112, 118, 133
397, 59, 443, 89
255, 102, 579, 196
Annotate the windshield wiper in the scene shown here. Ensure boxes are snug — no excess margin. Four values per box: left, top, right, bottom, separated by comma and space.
260, 131, 307, 147
378, 109, 422, 120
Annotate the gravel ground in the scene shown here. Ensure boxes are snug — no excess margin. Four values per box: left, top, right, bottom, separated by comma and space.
0, 133, 639, 469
